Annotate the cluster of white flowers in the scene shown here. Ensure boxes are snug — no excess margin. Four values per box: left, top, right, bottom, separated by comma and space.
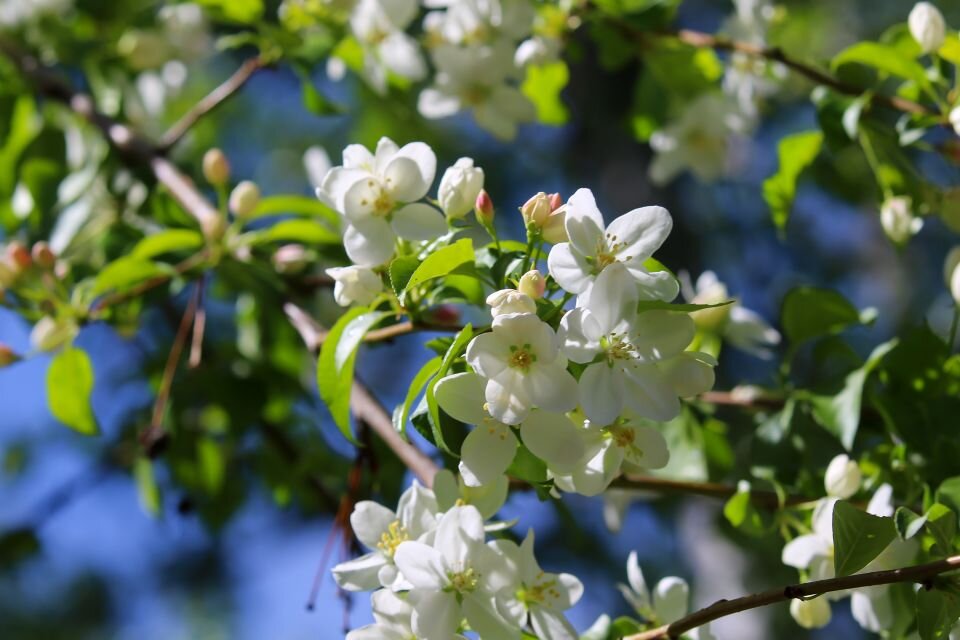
619, 551, 715, 639
781, 455, 917, 632
334, 477, 584, 639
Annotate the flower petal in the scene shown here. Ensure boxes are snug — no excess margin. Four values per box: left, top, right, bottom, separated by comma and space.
343, 222, 395, 266
379, 32, 426, 81
409, 590, 461, 640
557, 308, 603, 363
526, 364, 579, 414
460, 422, 518, 487
579, 364, 626, 426
587, 263, 640, 334
350, 501, 397, 549
622, 365, 682, 422
626, 551, 650, 606
531, 607, 578, 640
565, 188, 606, 258
331, 552, 387, 591
463, 593, 520, 640
392, 202, 447, 240
485, 371, 530, 425
632, 311, 695, 361
435, 372, 488, 424
607, 205, 672, 262
624, 425, 670, 470
466, 332, 511, 379
548, 242, 594, 294
653, 577, 689, 623
383, 155, 431, 202
781, 534, 830, 569
418, 87, 462, 118
396, 141, 437, 187
659, 352, 716, 398
520, 410, 585, 474
394, 541, 447, 589
851, 588, 892, 633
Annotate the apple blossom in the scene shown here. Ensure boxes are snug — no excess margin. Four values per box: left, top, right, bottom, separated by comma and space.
486, 288, 536, 317
493, 530, 584, 640
332, 481, 439, 591
880, 196, 922, 244
514, 35, 561, 67
438, 157, 485, 220
422, 0, 535, 46
547, 188, 678, 300
790, 597, 832, 629
432, 468, 508, 520
319, 137, 446, 266
348, 0, 426, 94
30, 316, 78, 352
824, 454, 861, 499
618, 551, 715, 638
908, 2, 946, 54
465, 312, 578, 424
393, 505, 518, 639
518, 269, 545, 299
325, 265, 384, 307
347, 589, 468, 640
435, 371, 585, 487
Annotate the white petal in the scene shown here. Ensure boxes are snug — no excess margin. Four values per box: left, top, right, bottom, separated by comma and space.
548, 242, 594, 294
587, 263, 641, 334
410, 590, 461, 640
466, 332, 511, 379
418, 87, 462, 118
474, 102, 519, 141
463, 593, 521, 640
391, 202, 446, 240
565, 188, 606, 258
347, 625, 405, 640
558, 308, 604, 363
626, 551, 650, 605
781, 534, 830, 569
653, 577, 689, 623
867, 483, 894, 517
435, 372, 488, 424
350, 501, 397, 549
531, 608, 578, 640
485, 372, 530, 425
343, 222, 395, 266
343, 144, 375, 170
379, 32, 426, 81
492, 313, 559, 362
526, 364, 579, 414
343, 175, 381, 225
625, 425, 670, 470
320, 167, 367, 211
607, 205, 673, 262
812, 498, 838, 540
374, 137, 400, 172
393, 541, 448, 589
632, 311, 695, 361
383, 155, 431, 202
435, 505, 485, 564
579, 364, 626, 426
396, 481, 440, 538
851, 588, 892, 633
460, 422, 518, 487
660, 352, 716, 398
520, 410, 585, 474
331, 552, 387, 591
621, 365, 682, 422
395, 141, 437, 187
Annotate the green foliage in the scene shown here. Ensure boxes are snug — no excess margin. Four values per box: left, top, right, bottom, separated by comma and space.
46, 347, 99, 436
424, 324, 473, 454
832, 500, 896, 577
916, 587, 960, 640
403, 238, 474, 296
522, 62, 569, 125
392, 356, 442, 439
781, 286, 868, 349
131, 230, 204, 259
763, 131, 823, 231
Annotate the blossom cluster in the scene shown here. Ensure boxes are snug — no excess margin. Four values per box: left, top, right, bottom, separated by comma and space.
333, 475, 584, 639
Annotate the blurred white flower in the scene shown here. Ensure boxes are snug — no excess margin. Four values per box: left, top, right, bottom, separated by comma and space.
326, 265, 384, 306
438, 157, 485, 219
350, 0, 426, 93
880, 196, 922, 244
824, 454, 861, 499
909, 2, 946, 53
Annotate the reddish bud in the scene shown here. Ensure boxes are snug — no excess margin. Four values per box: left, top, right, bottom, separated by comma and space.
548, 192, 563, 211
6, 243, 31, 271
475, 189, 494, 222
31, 242, 56, 269
428, 305, 461, 325
0, 343, 18, 368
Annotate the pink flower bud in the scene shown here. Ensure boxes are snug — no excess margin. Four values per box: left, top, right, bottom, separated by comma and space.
31, 242, 56, 269
6, 242, 31, 271
475, 189, 494, 222
548, 192, 563, 211
521, 192, 551, 227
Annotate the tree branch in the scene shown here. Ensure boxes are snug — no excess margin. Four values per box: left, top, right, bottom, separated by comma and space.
610, 474, 807, 508
159, 56, 266, 151
626, 555, 960, 640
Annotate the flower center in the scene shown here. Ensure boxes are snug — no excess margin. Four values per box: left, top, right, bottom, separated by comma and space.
517, 574, 560, 607
376, 520, 409, 559
447, 567, 479, 594
593, 232, 631, 273
463, 85, 490, 106
600, 332, 637, 363
359, 179, 395, 217
609, 425, 636, 449
508, 343, 537, 372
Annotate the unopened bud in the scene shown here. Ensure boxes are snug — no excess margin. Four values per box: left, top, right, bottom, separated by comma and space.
824, 454, 861, 499
202, 148, 230, 186
880, 196, 921, 244
272, 244, 308, 274
31, 242, 56, 269
229, 181, 260, 218
541, 204, 568, 244
486, 289, 536, 317
521, 192, 552, 227
427, 304, 461, 326
947, 247, 960, 305
548, 192, 562, 211
6, 242, 31, 271
790, 597, 831, 629
475, 189, 494, 222
908, 2, 946, 54
0, 343, 18, 368
200, 213, 227, 241
518, 270, 546, 299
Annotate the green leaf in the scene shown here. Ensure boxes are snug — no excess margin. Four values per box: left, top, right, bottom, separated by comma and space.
197, 437, 225, 495
392, 356, 442, 439
132, 229, 204, 259
298, 68, 343, 116
833, 500, 896, 576
134, 457, 161, 517
723, 484, 766, 536
403, 238, 474, 295
317, 308, 390, 444
832, 42, 932, 91
247, 219, 340, 245
894, 506, 927, 540
763, 131, 823, 231
939, 34, 960, 66
809, 339, 896, 450
637, 299, 732, 314
521, 61, 569, 126
92, 257, 172, 296
936, 477, 960, 521
388, 255, 421, 298
609, 616, 643, 636
917, 587, 960, 640
781, 286, 864, 347
925, 504, 957, 556
196, 0, 263, 23
250, 194, 340, 228
46, 347, 99, 436
506, 444, 547, 484
425, 324, 473, 454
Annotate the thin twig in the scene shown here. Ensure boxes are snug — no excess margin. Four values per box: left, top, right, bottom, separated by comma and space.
90, 251, 209, 314
610, 474, 807, 509
188, 276, 207, 368
159, 56, 266, 150
626, 555, 960, 639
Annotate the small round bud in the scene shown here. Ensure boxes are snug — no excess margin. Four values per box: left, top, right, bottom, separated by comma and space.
229, 181, 261, 218
202, 148, 231, 186
438, 157, 485, 220
0, 343, 18, 368
824, 454, 861, 499
325, 266, 383, 307
880, 196, 922, 244
521, 192, 552, 227
6, 242, 31, 271
908, 2, 946, 54
548, 192, 563, 211
475, 189, 494, 222
518, 270, 546, 299
200, 213, 227, 242
790, 597, 831, 629
273, 244, 309, 274
31, 242, 56, 269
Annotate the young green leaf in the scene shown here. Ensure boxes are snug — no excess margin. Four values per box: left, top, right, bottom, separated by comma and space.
916, 587, 960, 640
246, 219, 340, 245
781, 286, 865, 347
249, 194, 340, 228
131, 229, 204, 259
833, 500, 896, 576
134, 457, 161, 517
92, 257, 172, 296
392, 356, 442, 439
46, 347, 99, 436
424, 324, 473, 454
403, 238, 474, 295
763, 131, 823, 231
521, 61, 569, 126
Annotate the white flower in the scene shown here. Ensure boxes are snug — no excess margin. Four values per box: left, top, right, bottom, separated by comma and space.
909, 2, 946, 54
618, 551, 715, 638
649, 94, 746, 185
325, 265, 384, 306
824, 454, 861, 499
493, 530, 584, 640
350, 0, 426, 93
790, 597, 832, 629
438, 157, 485, 219
435, 372, 585, 486
559, 264, 715, 425
950, 106, 960, 137
303, 146, 332, 193
433, 468, 508, 519
332, 481, 439, 591
347, 589, 467, 640
880, 196, 922, 244
551, 413, 670, 496
486, 288, 536, 317
514, 35, 560, 67
465, 312, 579, 424
944, 246, 960, 305
319, 137, 446, 266
547, 188, 678, 300
30, 316, 78, 352
679, 270, 781, 359
418, 42, 536, 140
393, 505, 518, 639
781, 497, 838, 582
423, 0, 535, 45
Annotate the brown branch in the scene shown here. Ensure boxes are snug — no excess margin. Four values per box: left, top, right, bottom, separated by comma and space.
610, 474, 807, 509
188, 277, 206, 368
626, 554, 960, 640
159, 56, 266, 150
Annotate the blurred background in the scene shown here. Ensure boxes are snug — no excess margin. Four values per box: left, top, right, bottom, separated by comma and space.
2, 0, 959, 638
